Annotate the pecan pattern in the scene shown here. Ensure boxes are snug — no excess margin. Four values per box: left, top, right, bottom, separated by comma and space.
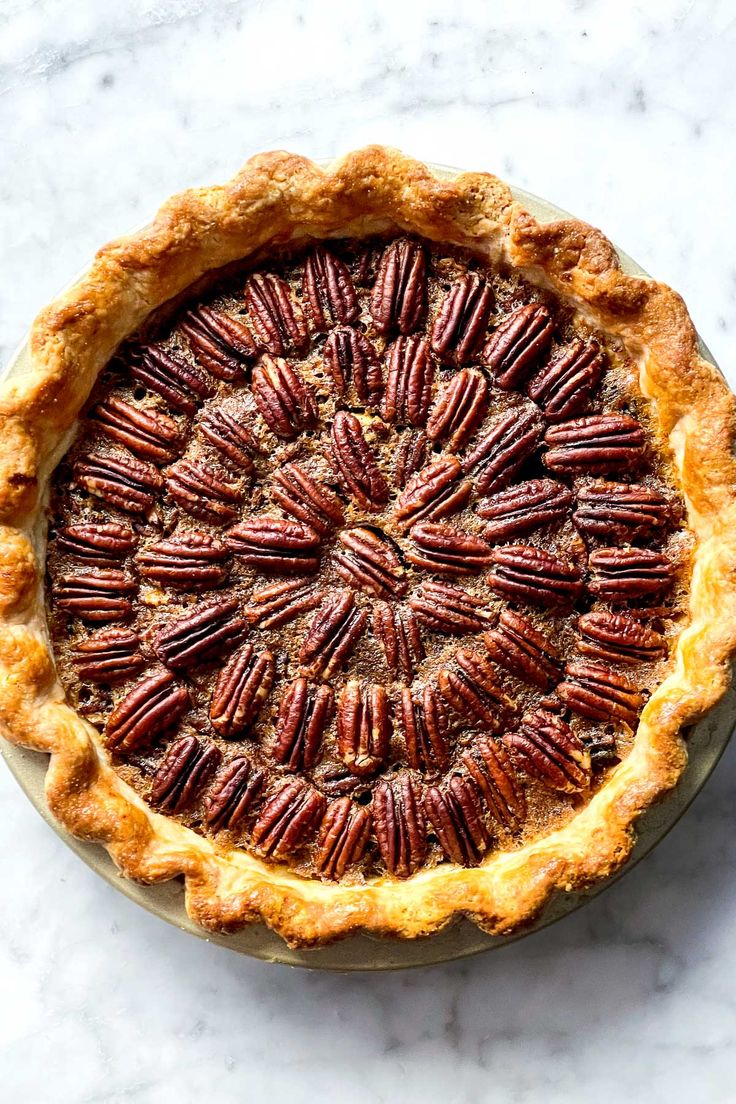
394, 428, 428, 489
527, 338, 604, 421
244, 578, 323, 629
424, 776, 489, 866
370, 238, 427, 335
199, 407, 259, 471
544, 413, 646, 474
180, 305, 256, 380
55, 569, 136, 621
330, 411, 389, 510
393, 455, 471, 532
372, 773, 426, 877
577, 610, 666, 665
72, 627, 145, 683
136, 531, 230, 588
56, 522, 136, 564
409, 580, 490, 635
381, 335, 435, 427
337, 681, 391, 776
574, 482, 671, 541
226, 517, 321, 574
165, 459, 243, 526
462, 404, 543, 495
478, 478, 573, 541
461, 737, 526, 830
588, 547, 675, 599
438, 648, 514, 730
556, 661, 644, 726
273, 677, 334, 771
407, 522, 493, 576
152, 598, 247, 670
299, 589, 368, 678
151, 736, 221, 814
74, 451, 163, 514
131, 344, 213, 415
106, 670, 190, 753
323, 327, 383, 405
399, 685, 450, 775
426, 368, 489, 453
484, 610, 561, 689
204, 756, 265, 832
489, 545, 583, 607
316, 798, 372, 879
245, 272, 309, 355
483, 303, 554, 389
335, 527, 407, 598
504, 710, 591, 793
210, 644, 275, 737
430, 272, 493, 364
92, 397, 183, 464
271, 462, 345, 534
251, 779, 326, 860
303, 247, 359, 330
251, 356, 318, 439
373, 602, 425, 680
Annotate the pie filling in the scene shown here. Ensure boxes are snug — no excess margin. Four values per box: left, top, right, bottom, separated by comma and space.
46, 234, 692, 882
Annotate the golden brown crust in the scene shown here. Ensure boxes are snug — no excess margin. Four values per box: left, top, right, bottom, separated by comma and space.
2, 146, 736, 947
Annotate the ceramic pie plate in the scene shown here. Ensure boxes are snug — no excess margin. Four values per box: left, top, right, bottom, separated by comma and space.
1, 165, 733, 971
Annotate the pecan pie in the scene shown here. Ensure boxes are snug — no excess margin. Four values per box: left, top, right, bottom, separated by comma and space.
1, 148, 736, 948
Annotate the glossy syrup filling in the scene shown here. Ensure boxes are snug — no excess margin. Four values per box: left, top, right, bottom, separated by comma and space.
46, 234, 692, 882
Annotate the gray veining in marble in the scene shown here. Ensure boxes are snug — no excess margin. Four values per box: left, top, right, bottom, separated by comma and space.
2, 2, 736, 1101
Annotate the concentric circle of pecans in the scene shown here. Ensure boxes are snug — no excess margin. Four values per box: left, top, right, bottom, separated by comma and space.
330, 411, 389, 510
323, 327, 384, 405
337, 681, 392, 776
210, 643, 275, 737
482, 303, 554, 389
151, 736, 221, 814
504, 710, 591, 793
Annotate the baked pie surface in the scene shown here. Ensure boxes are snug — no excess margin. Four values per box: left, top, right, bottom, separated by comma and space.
1, 148, 736, 947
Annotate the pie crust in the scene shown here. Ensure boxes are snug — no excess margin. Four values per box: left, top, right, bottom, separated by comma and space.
1, 147, 736, 947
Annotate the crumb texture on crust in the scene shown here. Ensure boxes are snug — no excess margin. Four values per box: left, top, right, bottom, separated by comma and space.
1, 146, 736, 948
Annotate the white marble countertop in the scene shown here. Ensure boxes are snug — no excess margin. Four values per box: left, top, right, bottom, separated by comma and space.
2, 2, 736, 1100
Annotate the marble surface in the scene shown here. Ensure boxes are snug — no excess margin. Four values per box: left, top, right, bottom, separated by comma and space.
2, 1, 736, 1100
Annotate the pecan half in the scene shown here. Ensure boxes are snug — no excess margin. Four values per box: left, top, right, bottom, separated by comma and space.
74, 451, 163, 514
271, 462, 345, 535
303, 246, 359, 330
243, 578, 323, 629
462, 404, 543, 495
527, 337, 604, 422
478, 478, 573, 541
372, 773, 426, 877
373, 601, 425, 680
226, 517, 322, 574
430, 272, 493, 364
299, 589, 368, 678
574, 482, 672, 541
56, 522, 136, 564
504, 709, 591, 793
330, 411, 389, 510
409, 580, 490, 635
316, 798, 372, 879
489, 545, 583, 607
484, 610, 561, 689
323, 327, 383, 405
136, 531, 230, 588
251, 779, 326, 860
312, 763, 368, 798
152, 598, 247, 670
370, 238, 427, 335
407, 522, 493, 576
92, 397, 183, 464
245, 272, 309, 355
71, 627, 145, 683
54, 569, 136, 621
482, 303, 554, 389
210, 643, 275, 737
165, 458, 244, 526
179, 305, 256, 380
399, 685, 450, 775
461, 737, 526, 830
394, 428, 428, 489
577, 610, 666, 665
544, 413, 646, 474
426, 368, 489, 453
251, 355, 318, 439
588, 547, 675, 599
337, 681, 391, 776
131, 344, 213, 415
272, 677, 334, 771
381, 335, 435, 427
199, 407, 259, 472
335, 527, 407, 598
204, 756, 265, 832
424, 776, 489, 866
556, 661, 644, 726
151, 736, 221, 814
438, 648, 514, 730
393, 455, 472, 533
106, 670, 190, 753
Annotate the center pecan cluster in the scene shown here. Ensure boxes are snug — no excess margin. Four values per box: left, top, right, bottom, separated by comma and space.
48, 235, 682, 882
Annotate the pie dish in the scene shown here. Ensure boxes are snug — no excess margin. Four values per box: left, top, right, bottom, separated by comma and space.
1, 148, 736, 949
